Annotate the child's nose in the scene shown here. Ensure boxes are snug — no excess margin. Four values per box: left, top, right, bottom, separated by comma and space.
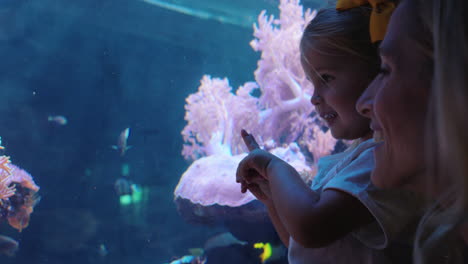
311, 95, 323, 106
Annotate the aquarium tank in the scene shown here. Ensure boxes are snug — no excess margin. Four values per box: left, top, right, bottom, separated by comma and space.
0, 0, 333, 263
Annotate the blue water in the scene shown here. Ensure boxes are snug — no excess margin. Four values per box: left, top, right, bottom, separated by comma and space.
0, 0, 319, 263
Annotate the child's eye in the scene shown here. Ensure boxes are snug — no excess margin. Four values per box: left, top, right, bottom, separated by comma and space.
320, 74, 335, 83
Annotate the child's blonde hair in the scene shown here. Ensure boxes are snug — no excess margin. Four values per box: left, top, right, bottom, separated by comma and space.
300, 6, 380, 149
300, 6, 380, 74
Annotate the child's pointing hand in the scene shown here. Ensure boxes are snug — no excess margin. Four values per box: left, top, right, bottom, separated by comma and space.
236, 129, 279, 202
241, 129, 260, 151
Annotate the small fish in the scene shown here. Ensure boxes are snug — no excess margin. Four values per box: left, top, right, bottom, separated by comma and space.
163, 255, 206, 264
97, 244, 108, 257
203, 232, 247, 252
0, 235, 18, 257
48, 115, 68, 125
253, 242, 286, 263
254, 242, 272, 263
188, 247, 204, 257
114, 177, 133, 196
111, 127, 132, 156
121, 163, 130, 177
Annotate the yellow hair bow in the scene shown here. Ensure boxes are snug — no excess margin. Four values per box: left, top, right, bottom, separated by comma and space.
336, 0, 396, 43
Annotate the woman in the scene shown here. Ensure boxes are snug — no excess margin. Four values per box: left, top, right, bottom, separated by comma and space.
356, 0, 468, 262
236, 6, 422, 263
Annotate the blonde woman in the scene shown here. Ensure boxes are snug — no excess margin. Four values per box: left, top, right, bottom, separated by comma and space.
357, 0, 468, 262
414, 0, 468, 262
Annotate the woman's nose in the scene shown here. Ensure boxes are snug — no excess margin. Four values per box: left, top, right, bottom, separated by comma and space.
311, 94, 323, 106
356, 85, 374, 118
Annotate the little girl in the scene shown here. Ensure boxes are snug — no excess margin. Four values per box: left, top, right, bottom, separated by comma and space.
236, 5, 425, 264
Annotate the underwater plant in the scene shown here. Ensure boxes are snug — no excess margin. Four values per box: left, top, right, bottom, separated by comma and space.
181, 0, 337, 161
0, 155, 40, 232
0, 156, 15, 200
175, 0, 337, 230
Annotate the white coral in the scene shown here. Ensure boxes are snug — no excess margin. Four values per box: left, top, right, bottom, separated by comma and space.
181, 76, 260, 160
181, 0, 335, 164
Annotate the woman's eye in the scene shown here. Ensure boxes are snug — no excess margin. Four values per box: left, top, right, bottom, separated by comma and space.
321, 74, 335, 83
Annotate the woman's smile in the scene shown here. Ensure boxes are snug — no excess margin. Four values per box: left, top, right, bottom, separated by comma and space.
371, 124, 384, 142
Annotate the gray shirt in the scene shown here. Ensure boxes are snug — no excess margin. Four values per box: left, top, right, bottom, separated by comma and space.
288, 139, 424, 264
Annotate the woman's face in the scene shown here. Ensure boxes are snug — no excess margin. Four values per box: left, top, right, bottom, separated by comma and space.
357, 0, 432, 191
301, 47, 373, 140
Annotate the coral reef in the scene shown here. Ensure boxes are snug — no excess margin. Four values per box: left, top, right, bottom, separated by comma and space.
175, 143, 312, 211
181, 0, 336, 162
175, 0, 338, 234
0, 156, 15, 200
0, 156, 40, 232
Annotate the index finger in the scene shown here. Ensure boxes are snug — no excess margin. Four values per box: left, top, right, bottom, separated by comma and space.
241, 129, 260, 151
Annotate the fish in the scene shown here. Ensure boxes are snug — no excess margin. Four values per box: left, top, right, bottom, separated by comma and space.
97, 244, 108, 257
163, 255, 206, 264
0, 235, 18, 257
48, 115, 68, 125
254, 242, 272, 263
253, 242, 287, 263
203, 232, 247, 252
188, 247, 204, 257
114, 177, 133, 196
111, 128, 132, 156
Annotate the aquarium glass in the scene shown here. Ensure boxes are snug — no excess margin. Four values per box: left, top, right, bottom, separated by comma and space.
0, 0, 323, 263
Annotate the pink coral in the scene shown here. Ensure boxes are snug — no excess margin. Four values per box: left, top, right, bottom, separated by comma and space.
0, 156, 15, 200
175, 153, 253, 207
5, 164, 40, 192
181, 0, 336, 163
0, 176, 15, 200
3, 164, 40, 232
174, 143, 313, 222
181, 76, 261, 160
176, 0, 338, 214
0, 144, 40, 232
0, 161, 39, 200
251, 0, 317, 143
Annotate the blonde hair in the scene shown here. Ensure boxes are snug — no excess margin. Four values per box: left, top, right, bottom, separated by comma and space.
299, 6, 380, 148
300, 6, 380, 74
413, 0, 468, 262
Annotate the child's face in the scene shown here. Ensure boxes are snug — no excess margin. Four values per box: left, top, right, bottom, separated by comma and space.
301, 47, 373, 140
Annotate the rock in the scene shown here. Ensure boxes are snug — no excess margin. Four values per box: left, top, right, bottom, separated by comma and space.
174, 143, 314, 242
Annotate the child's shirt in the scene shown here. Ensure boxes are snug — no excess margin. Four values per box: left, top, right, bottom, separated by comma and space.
288, 139, 425, 264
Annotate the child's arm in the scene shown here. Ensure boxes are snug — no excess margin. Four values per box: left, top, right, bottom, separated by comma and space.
238, 131, 374, 248
238, 131, 291, 246
242, 173, 292, 246
266, 198, 291, 247
269, 159, 374, 247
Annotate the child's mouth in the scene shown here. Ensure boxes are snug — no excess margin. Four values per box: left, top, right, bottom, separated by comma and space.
322, 112, 337, 125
